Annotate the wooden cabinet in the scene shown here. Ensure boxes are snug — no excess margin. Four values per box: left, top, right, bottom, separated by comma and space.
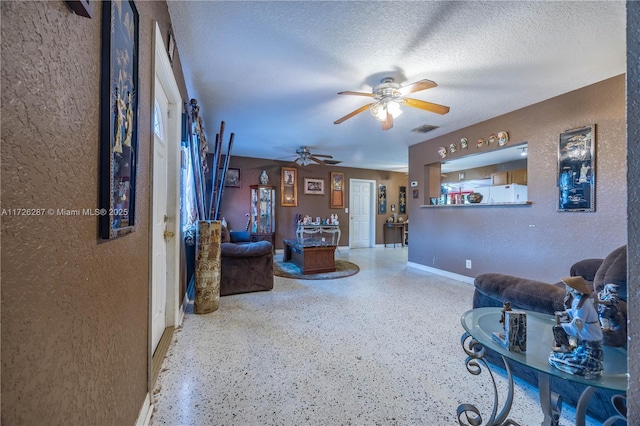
491, 169, 527, 185
428, 163, 442, 198
491, 172, 508, 185
509, 168, 528, 185
250, 185, 275, 245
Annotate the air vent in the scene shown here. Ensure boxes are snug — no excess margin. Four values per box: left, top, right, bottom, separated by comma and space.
323, 159, 342, 165
411, 124, 439, 133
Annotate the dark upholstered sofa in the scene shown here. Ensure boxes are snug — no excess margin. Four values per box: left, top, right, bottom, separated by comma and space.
220, 228, 274, 296
473, 245, 627, 422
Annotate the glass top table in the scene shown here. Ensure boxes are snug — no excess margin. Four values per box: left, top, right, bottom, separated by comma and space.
458, 307, 628, 426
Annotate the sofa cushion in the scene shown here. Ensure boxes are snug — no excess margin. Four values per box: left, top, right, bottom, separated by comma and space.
473, 273, 566, 315
593, 245, 627, 300
229, 230, 251, 243
569, 258, 603, 283
221, 241, 272, 257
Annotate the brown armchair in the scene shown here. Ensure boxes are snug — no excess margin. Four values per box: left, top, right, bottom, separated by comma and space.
220, 228, 274, 296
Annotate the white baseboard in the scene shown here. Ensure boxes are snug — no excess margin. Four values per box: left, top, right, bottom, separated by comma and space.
406, 261, 475, 285
135, 393, 153, 426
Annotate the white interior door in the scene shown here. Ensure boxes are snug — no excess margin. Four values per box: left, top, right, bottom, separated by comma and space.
151, 76, 169, 353
349, 179, 374, 248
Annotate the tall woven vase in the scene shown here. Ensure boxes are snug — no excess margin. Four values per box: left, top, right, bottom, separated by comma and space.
194, 220, 221, 314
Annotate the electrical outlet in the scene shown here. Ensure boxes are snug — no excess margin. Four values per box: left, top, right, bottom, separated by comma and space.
466, 259, 472, 269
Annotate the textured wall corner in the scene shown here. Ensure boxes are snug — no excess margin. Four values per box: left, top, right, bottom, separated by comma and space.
408, 75, 628, 283
1, 1, 188, 425
626, 1, 640, 423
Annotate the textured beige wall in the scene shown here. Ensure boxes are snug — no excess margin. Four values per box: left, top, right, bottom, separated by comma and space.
626, 2, 639, 423
408, 75, 627, 283
214, 156, 408, 248
1, 1, 188, 424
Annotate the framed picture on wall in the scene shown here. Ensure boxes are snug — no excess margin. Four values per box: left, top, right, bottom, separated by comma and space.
330, 172, 344, 208
399, 186, 407, 214
378, 184, 387, 214
557, 124, 595, 212
221, 167, 241, 188
304, 178, 325, 195
99, 0, 139, 239
281, 167, 297, 206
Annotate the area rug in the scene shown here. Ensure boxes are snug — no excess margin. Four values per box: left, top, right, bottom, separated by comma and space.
274, 259, 359, 280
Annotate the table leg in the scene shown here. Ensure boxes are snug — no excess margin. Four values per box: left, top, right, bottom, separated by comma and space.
538, 373, 562, 426
457, 332, 520, 426
575, 387, 627, 426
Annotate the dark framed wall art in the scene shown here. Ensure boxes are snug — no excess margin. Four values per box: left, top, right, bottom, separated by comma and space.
378, 184, 387, 214
557, 124, 596, 212
330, 172, 344, 209
65, 0, 92, 18
399, 186, 407, 214
99, 0, 139, 239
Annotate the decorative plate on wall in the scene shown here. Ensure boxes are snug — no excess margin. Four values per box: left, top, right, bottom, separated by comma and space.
461, 138, 469, 149
438, 146, 447, 158
476, 138, 485, 148
498, 131, 509, 146
449, 143, 457, 153
488, 134, 497, 144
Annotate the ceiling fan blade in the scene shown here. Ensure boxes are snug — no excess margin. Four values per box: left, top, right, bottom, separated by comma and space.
382, 112, 393, 131
334, 103, 374, 124
398, 79, 437, 95
309, 156, 325, 164
310, 154, 333, 158
337, 91, 374, 97
402, 97, 450, 115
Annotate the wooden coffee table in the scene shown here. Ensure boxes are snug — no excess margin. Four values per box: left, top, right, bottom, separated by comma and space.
282, 239, 336, 274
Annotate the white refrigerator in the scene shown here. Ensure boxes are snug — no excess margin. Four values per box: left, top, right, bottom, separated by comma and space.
489, 184, 528, 203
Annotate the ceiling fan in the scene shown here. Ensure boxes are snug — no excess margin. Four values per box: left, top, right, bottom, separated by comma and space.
291, 146, 334, 166
333, 77, 450, 130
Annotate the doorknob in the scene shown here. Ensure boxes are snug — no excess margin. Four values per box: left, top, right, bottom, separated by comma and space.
164, 230, 175, 239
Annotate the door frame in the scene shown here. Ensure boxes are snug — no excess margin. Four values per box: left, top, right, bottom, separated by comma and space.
149, 20, 182, 378
348, 178, 376, 248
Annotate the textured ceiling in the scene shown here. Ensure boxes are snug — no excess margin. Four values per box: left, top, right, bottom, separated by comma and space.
167, 1, 626, 172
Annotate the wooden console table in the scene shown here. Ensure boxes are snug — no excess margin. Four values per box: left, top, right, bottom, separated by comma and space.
383, 222, 406, 247
283, 239, 336, 274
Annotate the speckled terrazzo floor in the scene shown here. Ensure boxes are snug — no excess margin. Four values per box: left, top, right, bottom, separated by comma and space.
150, 247, 597, 426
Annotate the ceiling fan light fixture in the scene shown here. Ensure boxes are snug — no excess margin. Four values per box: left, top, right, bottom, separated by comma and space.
370, 102, 386, 121
387, 101, 403, 118
334, 77, 448, 129
370, 100, 402, 122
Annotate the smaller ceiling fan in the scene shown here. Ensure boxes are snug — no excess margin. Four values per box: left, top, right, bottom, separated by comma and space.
291, 146, 334, 166
334, 77, 450, 130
